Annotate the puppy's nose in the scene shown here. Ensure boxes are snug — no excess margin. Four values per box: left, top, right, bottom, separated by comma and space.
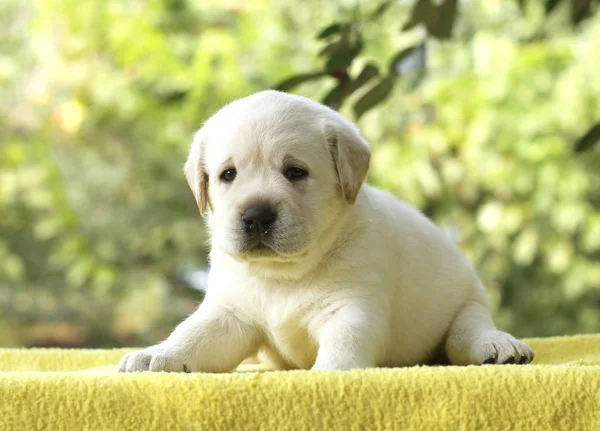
242, 205, 277, 234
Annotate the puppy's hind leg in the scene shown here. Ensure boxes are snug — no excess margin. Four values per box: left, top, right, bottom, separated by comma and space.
445, 286, 534, 365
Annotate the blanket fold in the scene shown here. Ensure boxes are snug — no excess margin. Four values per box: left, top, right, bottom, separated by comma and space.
1, 334, 599, 430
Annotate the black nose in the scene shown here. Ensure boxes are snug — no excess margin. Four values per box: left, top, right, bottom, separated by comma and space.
242, 205, 277, 234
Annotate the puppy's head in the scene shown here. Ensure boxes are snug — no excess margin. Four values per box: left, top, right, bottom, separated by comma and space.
184, 90, 370, 263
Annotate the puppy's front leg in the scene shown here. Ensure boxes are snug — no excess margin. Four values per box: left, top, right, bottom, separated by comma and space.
119, 302, 261, 373
312, 305, 384, 371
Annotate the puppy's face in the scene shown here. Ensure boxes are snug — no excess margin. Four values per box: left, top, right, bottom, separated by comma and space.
185, 91, 370, 263
204, 115, 335, 261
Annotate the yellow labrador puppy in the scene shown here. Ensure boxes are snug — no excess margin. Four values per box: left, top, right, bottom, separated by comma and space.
119, 90, 533, 373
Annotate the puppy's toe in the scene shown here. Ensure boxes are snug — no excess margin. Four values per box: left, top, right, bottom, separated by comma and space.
475, 342, 498, 364
510, 338, 535, 365
149, 354, 188, 373
125, 352, 153, 372
118, 353, 133, 373
472, 331, 534, 365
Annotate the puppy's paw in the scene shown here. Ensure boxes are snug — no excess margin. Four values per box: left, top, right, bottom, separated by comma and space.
471, 331, 534, 365
118, 346, 193, 373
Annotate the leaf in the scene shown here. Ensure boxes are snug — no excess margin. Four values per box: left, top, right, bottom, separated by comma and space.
275, 72, 328, 92
429, 0, 458, 39
353, 76, 395, 119
403, 0, 457, 39
348, 63, 380, 94
570, 0, 593, 25
322, 85, 344, 110
319, 41, 340, 58
325, 37, 363, 72
403, 0, 436, 31
317, 23, 344, 39
370, 1, 393, 19
545, 0, 562, 14
575, 122, 600, 153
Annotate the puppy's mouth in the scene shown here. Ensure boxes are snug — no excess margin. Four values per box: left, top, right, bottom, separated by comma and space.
224, 218, 311, 262
243, 236, 277, 256
248, 242, 276, 255
234, 234, 308, 262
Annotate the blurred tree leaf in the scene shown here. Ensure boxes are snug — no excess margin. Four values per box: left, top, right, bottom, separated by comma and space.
323, 85, 344, 110
575, 122, 600, 153
404, 0, 458, 39
317, 23, 345, 39
348, 63, 380, 93
521, 0, 597, 24
275, 72, 328, 92
318, 41, 339, 57
403, 0, 437, 32
571, 0, 593, 24
370, 1, 394, 19
353, 76, 395, 119
324, 37, 363, 73
545, 0, 562, 13
429, 0, 458, 39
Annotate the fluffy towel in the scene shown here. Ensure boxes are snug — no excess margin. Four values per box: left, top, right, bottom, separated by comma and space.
1, 335, 599, 430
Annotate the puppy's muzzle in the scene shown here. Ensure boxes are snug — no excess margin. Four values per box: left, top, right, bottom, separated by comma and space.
242, 205, 277, 236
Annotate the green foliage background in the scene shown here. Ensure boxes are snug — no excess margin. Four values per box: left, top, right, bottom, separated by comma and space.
1, 0, 598, 347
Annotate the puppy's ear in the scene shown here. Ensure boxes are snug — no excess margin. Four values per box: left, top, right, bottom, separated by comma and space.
325, 120, 371, 204
184, 130, 209, 216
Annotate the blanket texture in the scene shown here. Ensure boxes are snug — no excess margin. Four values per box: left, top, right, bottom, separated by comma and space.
1, 335, 599, 430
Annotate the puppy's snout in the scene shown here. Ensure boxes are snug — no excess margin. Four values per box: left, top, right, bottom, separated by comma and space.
242, 205, 277, 234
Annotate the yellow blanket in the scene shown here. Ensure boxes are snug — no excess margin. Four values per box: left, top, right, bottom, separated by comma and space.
1, 335, 599, 430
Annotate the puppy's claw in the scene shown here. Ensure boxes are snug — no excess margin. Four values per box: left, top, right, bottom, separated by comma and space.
483, 355, 497, 365
502, 355, 516, 365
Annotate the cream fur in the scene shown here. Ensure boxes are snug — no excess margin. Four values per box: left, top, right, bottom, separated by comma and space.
119, 90, 533, 373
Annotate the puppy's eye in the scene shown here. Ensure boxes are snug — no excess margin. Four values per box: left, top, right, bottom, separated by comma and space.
220, 168, 237, 183
285, 167, 308, 181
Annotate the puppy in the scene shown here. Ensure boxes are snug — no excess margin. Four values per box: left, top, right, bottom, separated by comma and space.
119, 90, 533, 373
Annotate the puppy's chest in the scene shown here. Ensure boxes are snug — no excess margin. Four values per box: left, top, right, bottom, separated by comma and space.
254, 294, 321, 369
